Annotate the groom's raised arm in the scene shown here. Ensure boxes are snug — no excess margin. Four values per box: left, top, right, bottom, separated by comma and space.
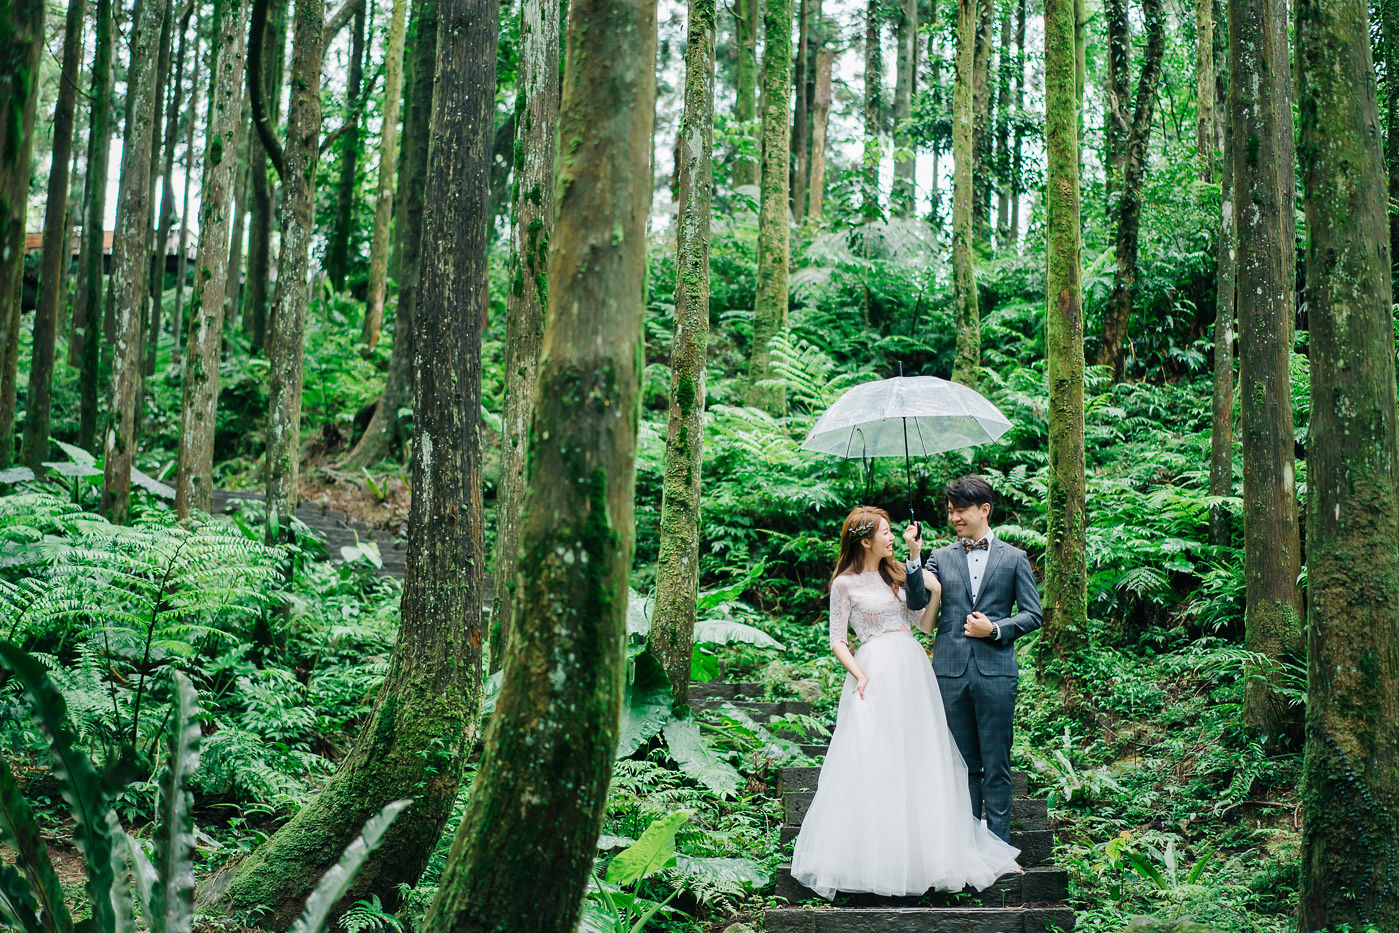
904, 552, 938, 611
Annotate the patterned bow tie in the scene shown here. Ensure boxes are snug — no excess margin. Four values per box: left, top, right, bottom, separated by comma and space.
961, 537, 989, 552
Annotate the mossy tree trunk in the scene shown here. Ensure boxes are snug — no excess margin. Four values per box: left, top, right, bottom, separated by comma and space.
1230, 0, 1304, 740
337, 0, 434, 473
21, 0, 87, 471
791, 0, 808, 221
101, 0, 169, 519
262, 0, 324, 543
951, 0, 978, 388
1386, 0, 1399, 278
230, 0, 487, 912
807, 47, 831, 219
1007, 0, 1025, 246
175, 0, 249, 519
993, 3, 1010, 241
970, 0, 991, 246
419, 0, 654, 923
1209, 93, 1235, 547
324, 0, 365, 292
1041, 0, 1086, 698
1098, 0, 1165, 382
861, 0, 880, 218
1296, 0, 1399, 925
650, 0, 714, 705
490, 0, 560, 672
361, 0, 407, 349
75, 0, 113, 453
1195, 0, 1215, 180
732, 0, 758, 188
890, 0, 916, 216
744, 0, 790, 416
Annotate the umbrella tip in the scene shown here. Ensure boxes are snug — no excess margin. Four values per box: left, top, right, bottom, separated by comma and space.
898, 361, 904, 378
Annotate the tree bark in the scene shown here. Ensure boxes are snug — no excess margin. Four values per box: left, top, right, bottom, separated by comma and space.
1104, 0, 1129, 206
1230, 0, 1303, 739
993, 2, 1010, 241
1007, 0, 1025, 246
262, 0, 324, 542
861, 0, 880, 218
970, 0, 991, 246
419, 0, 653, 922
951, 0, 978, 387
1042, 0, 1086, 697
1098, 0, 1165, 381
246, 0, 288, 350
890, 0, 916, 215
325, 0, 366, 292
490, 0, 560, 672
362, 0, 407, 349
76, 0, 114, 453
337, 0, 434, 472
223, 119, 249, 320
1296, 2, 1399, 926
22, 0, 88, 471
790, 0, 808, 221
732, 0, 759, 188
101, 0, 170, 520
1209, 95, 1236, 546
1195, 0, 1216, 180
143, 2, 183, 380
745, 0, 791, 416
807, 47, 831, 219
172, 5, 203, 367
175, 0, 250, 519
1386, 0, 1399, 279
650, 0, 714, 706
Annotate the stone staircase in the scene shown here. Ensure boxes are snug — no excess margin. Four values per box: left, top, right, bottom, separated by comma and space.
688, 681, 1076, 933
211, 489, 408, 579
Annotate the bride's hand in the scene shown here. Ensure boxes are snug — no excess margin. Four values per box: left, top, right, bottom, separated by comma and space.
854, 674, 869, 699
922, 569, 940, 592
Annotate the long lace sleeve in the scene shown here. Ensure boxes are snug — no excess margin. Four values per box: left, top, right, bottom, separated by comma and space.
829, 578, 851, 648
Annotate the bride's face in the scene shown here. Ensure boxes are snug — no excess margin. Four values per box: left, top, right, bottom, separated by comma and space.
863, 517, 894, 560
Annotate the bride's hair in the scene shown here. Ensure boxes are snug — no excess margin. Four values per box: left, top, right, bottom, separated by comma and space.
831, 506, 906, 596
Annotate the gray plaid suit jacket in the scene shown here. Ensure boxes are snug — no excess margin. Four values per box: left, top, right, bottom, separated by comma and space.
904, 536, 1043, 677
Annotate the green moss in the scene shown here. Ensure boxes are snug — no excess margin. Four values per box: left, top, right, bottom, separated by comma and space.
675, 374, 696, 416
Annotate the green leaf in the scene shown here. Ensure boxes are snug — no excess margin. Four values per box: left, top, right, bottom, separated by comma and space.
42, 462, 102, 479
0, 860, 45, 933
287, 800, 412, 933
52, 441, 95, 468
0, 754, 75, 933
129, 468, 176, 500
662, 716, 742, 798
692, 619, 783, 650
672, 855, 770, 888
0, 467, 35, 484
0, 642, 128, 933
625, 592, 653, 638
340, 540, 383, 568
604, 811, 692, 887
479, 670, 505, 718
151, 672, 201, 933
615, 653, 674, 759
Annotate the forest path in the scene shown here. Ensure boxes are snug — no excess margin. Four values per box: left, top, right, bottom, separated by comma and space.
689, 682, 1076, 931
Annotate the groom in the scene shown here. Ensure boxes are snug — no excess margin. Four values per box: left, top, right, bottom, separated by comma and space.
903, 475, 1043, 843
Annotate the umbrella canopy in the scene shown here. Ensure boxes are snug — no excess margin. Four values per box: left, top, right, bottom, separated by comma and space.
801, 375, 1012, 459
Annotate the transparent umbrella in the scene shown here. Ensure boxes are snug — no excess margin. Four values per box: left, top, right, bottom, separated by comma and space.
801, 374, 1012, 525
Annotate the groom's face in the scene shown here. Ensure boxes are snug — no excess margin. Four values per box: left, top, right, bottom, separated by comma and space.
947, 501, 992, 540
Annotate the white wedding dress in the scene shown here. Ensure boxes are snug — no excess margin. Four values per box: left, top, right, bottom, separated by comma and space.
789, 570, 1022, 899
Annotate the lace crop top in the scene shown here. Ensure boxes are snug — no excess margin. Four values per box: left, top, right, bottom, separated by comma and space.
828, 571, 922, 648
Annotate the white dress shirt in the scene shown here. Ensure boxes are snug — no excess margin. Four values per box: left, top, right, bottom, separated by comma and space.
964, 529, 995, 602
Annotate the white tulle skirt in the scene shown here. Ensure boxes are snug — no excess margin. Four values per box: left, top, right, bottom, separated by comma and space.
790, 630, 1022, 899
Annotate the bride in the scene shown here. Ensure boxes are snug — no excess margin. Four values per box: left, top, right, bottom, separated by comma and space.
789, 506, 1022, 899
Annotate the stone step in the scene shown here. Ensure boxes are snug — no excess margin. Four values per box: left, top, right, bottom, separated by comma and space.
783, 792, 1048, 832
763, 906, 1075, 932
774, 865, 1068, 908
778, 827, 1056, 869
688, 698, 813, 722
687, 681, 764, 700
780, 766, 1030, 797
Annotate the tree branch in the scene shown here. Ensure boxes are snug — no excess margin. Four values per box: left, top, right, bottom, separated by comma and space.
247, 0, 286, 178
321, 0, 363, 52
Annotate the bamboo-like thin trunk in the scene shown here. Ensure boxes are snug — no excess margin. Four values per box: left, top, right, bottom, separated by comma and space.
993, 2, 1010, 242
807, 47, 832, 219
951, 0, 978, 387
791, 0, 809, 222
362, 0, 408, 348
1008, 0, 1025, 246
732, 0, 759, 188
76, 0, 114, 453
146, 5, 191, 377
172, 4, 203, 367
891, 0, 916, 215
862, 0, 880, 218
325, 0, 366, 291
1195, 0, 1216, 180
1209, 96, 1236, 546
246, 0, 287, 350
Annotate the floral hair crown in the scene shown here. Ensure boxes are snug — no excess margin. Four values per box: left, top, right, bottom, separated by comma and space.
848, 519, 876, 539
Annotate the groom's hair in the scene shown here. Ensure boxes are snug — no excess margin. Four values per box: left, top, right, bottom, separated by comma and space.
945, 475, 995, 517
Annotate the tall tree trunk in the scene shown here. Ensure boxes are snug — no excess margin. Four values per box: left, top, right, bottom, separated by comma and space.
231, 0, 487, 914
421, 0, 652, 923
490, 0, 559, 672
1008, 0, 1025, 246
890, 0, 916, 215
790, 0, 808, 221
172, 5, 203, 367
175, 0, 250, 519
246, 0, 288, 350
650, 0, 714, 706
1104, 0, 1129, 206
1386, 0, 1399, 279
1209, 95, 1236, 546
325, 0, 366, 292
1042, 0, 1085, 697
76, 0, 114, 453
146, 5, 191, 378
101, 0, 170, 520
224, 126, 249, 320
993, 2, 1010, 241
362, 0, 407, 349
1195, 0, 1216, 180
1230, 0, 1303, 739
337, 0, 434, 472
1098, 0, 1165, 381
862, 0, 880, 218
22, 0, 88, 471
263, 0, 324, 542
807, 47, 831, 219
745, 0, 791, 416
951, 0, 978, 387
928, 9, 942, 227
732, 0, 758, 188
1296, 1, 1399, 926
970, 0, 991, 246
